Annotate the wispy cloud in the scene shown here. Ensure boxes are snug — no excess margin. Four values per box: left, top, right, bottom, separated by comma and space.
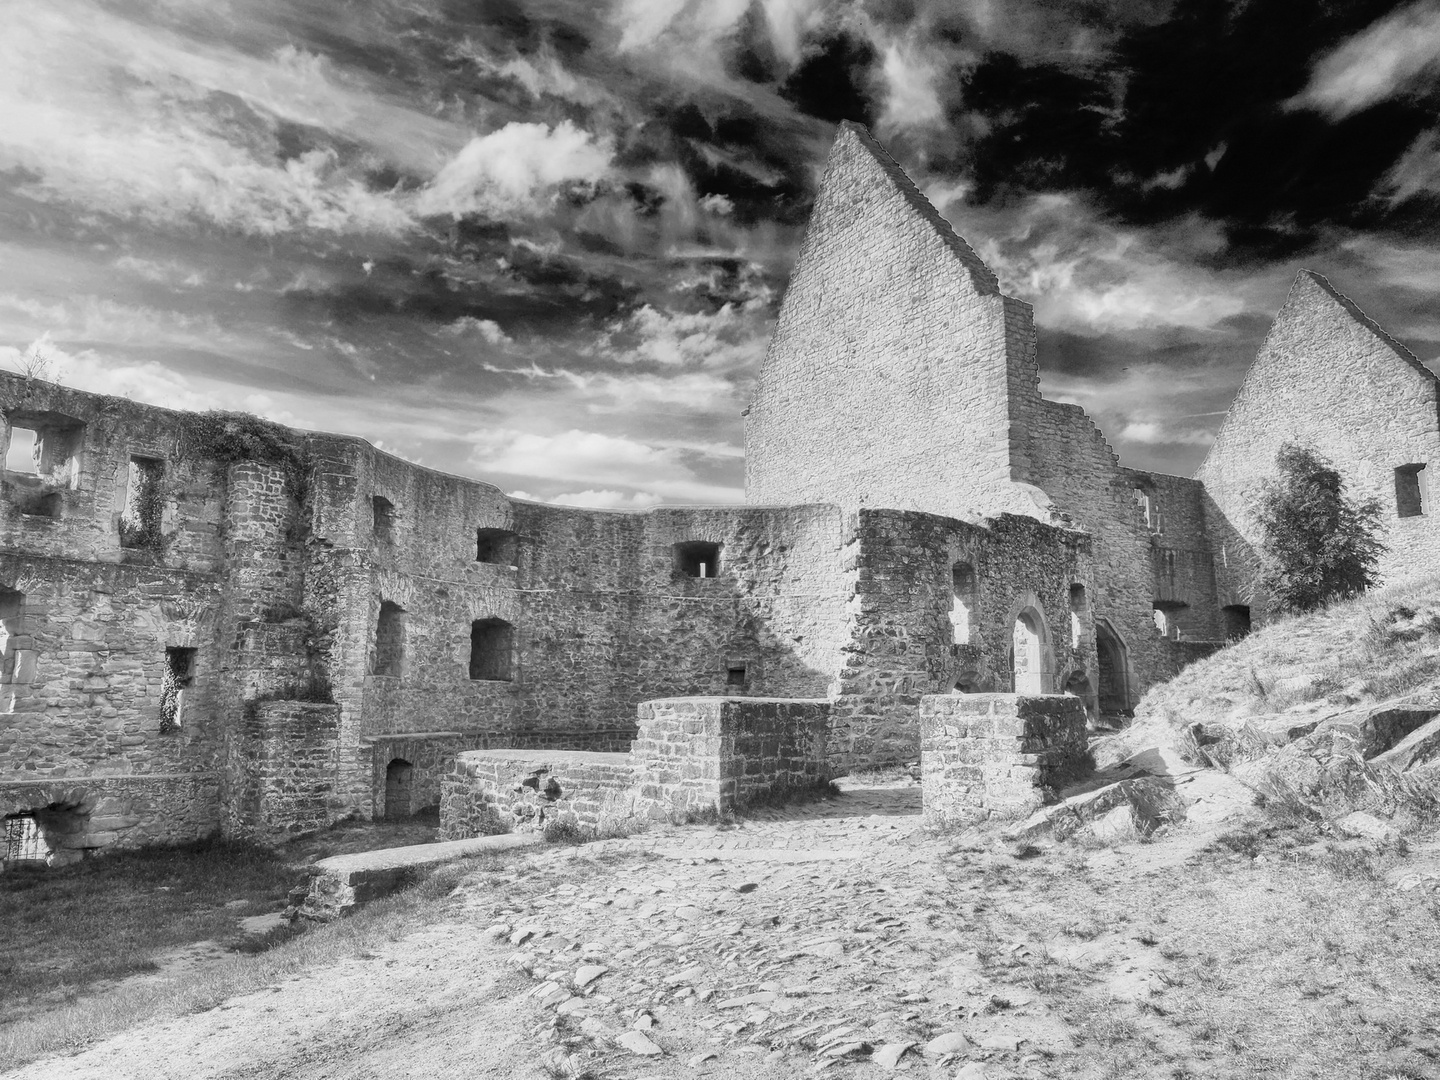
1292, 0, 1440, 119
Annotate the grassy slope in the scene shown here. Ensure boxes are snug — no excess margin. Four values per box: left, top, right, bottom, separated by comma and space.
1110, 573, 1440, 761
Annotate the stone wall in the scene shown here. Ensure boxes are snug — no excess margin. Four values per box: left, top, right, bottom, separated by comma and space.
632, 697, 830, 817
365, 732, 480, 820
1198, 271, 1440, 621
229, 701, 340, 837
920, 694, 1088, 828
1, 773, 220, 864
439, 749, 638, 839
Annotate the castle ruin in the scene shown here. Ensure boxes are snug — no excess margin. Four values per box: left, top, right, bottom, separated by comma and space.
5, 122, 1439, 864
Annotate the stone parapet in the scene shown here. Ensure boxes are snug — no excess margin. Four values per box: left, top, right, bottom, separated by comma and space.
633, 697, 829, 817
920, 693, 1088, 828
439, 749, 639, 839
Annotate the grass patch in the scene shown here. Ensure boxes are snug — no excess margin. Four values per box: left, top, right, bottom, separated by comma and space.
0, 837, 300, 1011
0, 850, 527, 1072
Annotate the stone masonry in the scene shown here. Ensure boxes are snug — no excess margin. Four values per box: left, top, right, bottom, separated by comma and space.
920, 694, 1089, 828
4, 121, 1437, 855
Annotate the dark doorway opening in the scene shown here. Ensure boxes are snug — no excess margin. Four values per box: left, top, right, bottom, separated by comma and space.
384, 759, 414, 821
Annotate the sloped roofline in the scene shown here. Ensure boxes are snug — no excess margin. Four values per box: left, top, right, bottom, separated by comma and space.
1298, 269, 1437, 386
836, 121, 1001, 297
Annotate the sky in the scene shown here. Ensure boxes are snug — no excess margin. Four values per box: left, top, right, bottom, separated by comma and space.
4, 0, 1440, 507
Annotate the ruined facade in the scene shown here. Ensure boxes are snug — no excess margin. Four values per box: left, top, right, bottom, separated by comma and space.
4, 122, 1437, 861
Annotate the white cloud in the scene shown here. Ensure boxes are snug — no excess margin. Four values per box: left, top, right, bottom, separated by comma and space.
442, 317, 512, 345
416, 121, 614, 219
543, 489, 665, 509
1292, 0, 1440, 119
1377, 129, 1440, 206
699, 193, 735, 215
468, 427, 741, 503
1118, 421, 1216, 447
878, 41, 945, 135
603, 303, 770, 371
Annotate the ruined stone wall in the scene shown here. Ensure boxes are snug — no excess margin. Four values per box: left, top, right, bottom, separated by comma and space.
365, 732, 478, 820
1121, 468, 1224, 642
229, 701, 340, 837
744, 123, 1041, 522
632, 697, 830, 816
830, 508, 1094, 769
920, 693, 1089, 827
1198, 271, 1440, 619
439, 749, 638, 839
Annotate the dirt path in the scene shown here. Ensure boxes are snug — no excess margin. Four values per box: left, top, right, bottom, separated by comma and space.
8, 778, 1438, 1079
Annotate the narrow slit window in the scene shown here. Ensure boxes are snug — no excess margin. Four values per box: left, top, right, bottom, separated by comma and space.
160, 646, 197, 732
674, 541, 721, 578
951, 561, 976, 645
1395, 464, 1427, 518
1068, 583, 1087, 649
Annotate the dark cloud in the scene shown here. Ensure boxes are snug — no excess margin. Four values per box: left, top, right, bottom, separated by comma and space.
779, 31, 879, 125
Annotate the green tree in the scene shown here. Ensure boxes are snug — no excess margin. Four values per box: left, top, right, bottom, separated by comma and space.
1254, 443, 1385, 614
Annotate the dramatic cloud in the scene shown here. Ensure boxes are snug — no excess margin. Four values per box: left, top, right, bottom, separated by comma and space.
1294, 1, 1440, 119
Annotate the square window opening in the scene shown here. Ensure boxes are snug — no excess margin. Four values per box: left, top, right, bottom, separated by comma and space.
726, 663, 747, 687
5, 427, 39, 474
675, 541, 721, 578
476, 528, 518, 566
470, 618, 513, 681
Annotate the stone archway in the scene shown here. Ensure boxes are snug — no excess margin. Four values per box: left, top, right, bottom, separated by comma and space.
384, 759, 414, 822
1008, 598, 1054, 696
1095, 619, 1134, 717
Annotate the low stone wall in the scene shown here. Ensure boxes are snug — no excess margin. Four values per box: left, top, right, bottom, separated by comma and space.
439, 749, 638, 839
920, 693, 1089, 828
633, 697, 830, 818
234, 700, 341, 837
1, 773, 220, 866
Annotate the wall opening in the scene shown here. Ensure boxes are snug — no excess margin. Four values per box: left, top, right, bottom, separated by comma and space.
1095, 619, 1133, 716
1012, 611, 1045, 695
726, 662, 747, 688
1152, 600, 1188, 641
674, 541, 721, 578
160, 646, 197, 733
3, 813, 45, 865
1063, 670, 1096, 720
469, 618, 513, 681
4, 412, 83, 486
120, 456, 165, 550
1068, 583, 1087, 649
1223, 604, 1252, 642
1133, 486, 1161, 533
951, 561, 976, 645
4, 427, 39, 474
384, 758, 414, 821
372, 496, 395, 542
476, 528, 518, 566
1396, 464, 1427, 518
373, 601, 406, 677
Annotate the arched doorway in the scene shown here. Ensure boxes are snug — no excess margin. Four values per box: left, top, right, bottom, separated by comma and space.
1012, 611, 1046, 695
384, 758, 414, 821
1095, 619, 1133, 717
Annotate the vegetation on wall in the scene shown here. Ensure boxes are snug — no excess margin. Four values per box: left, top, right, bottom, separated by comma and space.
177, 412, 305, 494
1254, 443, 1384, 614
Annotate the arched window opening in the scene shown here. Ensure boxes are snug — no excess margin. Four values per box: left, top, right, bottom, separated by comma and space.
1095, 619, 1133, 717
1223, 604, 1252, 642
470, 618, 514, 681
951, 561, 976, 645
1012, 612, 1044, 695
373, 601, 405, 677
384, 759, 414, 821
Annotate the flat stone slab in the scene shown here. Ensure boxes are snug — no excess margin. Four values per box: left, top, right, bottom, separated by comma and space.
456, 749, 631, 765
300, 833, 542, 920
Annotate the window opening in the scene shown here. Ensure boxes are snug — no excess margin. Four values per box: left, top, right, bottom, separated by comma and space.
120, 457, 164, 550
1396, 464, 1427, 518
3, 813, 44, 863
5, 427, 38, 474
372, 496, 395, 541
1012, 612, 1044, 695
373, 601, 405, 677
476, 528, 518, 566
951, 561, 976, 645
1223, 604, 1252, 642
726, 663, 747, 688
674, 541, 721, 578
469, 618, 513, 681
1068, 583, 1087, 649
160, 646, 197, 732
1133, 487, 1161, 533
